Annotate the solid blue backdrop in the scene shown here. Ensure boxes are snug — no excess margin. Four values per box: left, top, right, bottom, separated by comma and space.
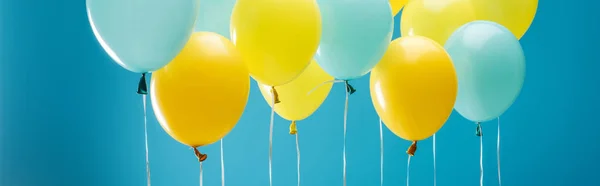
1, 0, 599, 186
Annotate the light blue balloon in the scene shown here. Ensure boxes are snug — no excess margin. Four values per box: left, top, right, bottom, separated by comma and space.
444, 21, 526, 122
194, 0, 236, 39
314, 0, 393, 80
86, 0, 200, 73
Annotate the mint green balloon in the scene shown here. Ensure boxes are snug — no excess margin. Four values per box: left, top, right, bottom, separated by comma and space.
444, 21, 526, 122
194, 0, 236, 39
314, 0, 393, 80
86, 0, 200, 73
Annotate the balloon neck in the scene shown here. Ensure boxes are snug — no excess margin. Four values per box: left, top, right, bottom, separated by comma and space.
475, 122, 483, 137
289, 121, 298, 135
406, 141, 417, 156
271, 86, 281, 104
193, 147, 207, 162
345, 81, 356, 95
137, 73, 148, 95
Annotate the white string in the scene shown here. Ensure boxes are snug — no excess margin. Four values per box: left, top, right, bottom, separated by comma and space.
269, 89, 275, 186
379, 119, 384, 186
221, 139, 225, 186
480, 128, 484, 186
497, 117, 501, 186
199, 162, 203, 186
306, 79, 345, 96
407, 156, 412, 186
296, 133, 301, 186
433, 134, 437, 186
142, 95, 151, 186
343, 83, 349, 186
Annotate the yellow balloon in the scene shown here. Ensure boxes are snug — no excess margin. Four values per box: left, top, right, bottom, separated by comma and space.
370, 36, 457, 142
151, 32, 250, 147
471, 0, 538, 39
258, 60, 333, 124
400, 0, 477, 45
230, 0, 322, 86
390, 0, 408, 16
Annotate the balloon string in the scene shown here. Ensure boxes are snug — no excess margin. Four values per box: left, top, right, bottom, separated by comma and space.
199, 162, 203, 186
221, 139, 225, 186
497, 117, 501, 186
433, 134, 437, 186
406, 156, 412, 186
295, 131, 301, 186
343, 82, 350, 186
141, 87, 151, 186
269, 87, 276, 186
479, 126, 484, 186
379, 118, 384, 186
306, 79, 345, 96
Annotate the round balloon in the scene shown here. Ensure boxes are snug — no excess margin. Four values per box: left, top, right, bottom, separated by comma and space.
151, 32, 250, 147
231, 0, 322, 86
314, 0, 393, 80
87, 0, 199, 73
444, 21, 525, 122
390, 0, 408, 16
195, 0, 236, 38
471, 0, 538, 39
400, 0, 476, 45
370, 36, 457, 141
258, 60, 333, 122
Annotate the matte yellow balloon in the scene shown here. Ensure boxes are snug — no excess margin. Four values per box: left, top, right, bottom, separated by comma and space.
390, 0, 408, 16
471, 0, 538, 39
400, 0, 477, 45
230, 0, 322, 86
151, 32, 250, 147
258, 60, 333, 122
370, 36, 457, 141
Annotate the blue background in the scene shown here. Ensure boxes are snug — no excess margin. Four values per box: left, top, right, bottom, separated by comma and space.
1, 0, 599, 186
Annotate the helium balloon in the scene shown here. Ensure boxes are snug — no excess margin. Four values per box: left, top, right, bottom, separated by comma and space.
370, 36, 457, 142
444, 21, 525, 122
87, 0, 199, 73
315, 0, 393, 80
231, 0, 322, 86
194, 0, 236, 38
151, 32, 250, 147
390, 0, 408, 16
400, 0, 476, 45
471, 0, 538, 39
258, 60, 333, 124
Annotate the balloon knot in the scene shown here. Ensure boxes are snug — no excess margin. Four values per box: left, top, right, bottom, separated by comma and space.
271, 86, 281, 104
475, 122, 483, 137
406, 141, 417, 156
289, 121, 298, 135
193, 147, 207, 162
345, 81, 356, 95
137, 73, 148, 95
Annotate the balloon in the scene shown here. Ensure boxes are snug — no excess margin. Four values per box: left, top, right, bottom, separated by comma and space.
194, 0, 236, 38
151, 32, 250, 147
400, 0, 477, 46
258, 60, 333, 122
390, 0, 408, 16
315, 0, 393, 80
230, 0, 322, 86
87, 0, 199, 73
471, 0, 537, 39
444, 21, 525, 122
370, 36, 457, 141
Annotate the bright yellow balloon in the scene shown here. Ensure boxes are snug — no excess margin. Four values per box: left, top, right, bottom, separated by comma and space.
390, 0, 408, 16
151, 32, 250, 147
258, 60, 333, 123
230, 0, 322, 86
370, 36, 457, 141
400, 0, 477, 45
471, 0, 538, 39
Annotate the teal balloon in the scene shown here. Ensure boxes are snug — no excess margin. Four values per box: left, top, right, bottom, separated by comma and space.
86, 0, 200, 73
314, 0, 393, 80
194, 0, 236, 39
444, 21, 526, 122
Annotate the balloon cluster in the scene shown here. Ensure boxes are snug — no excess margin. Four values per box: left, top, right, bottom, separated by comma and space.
86, 0, 536, 171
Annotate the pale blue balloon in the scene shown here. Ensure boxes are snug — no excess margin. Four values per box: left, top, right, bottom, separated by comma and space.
315, 0, 393, 80
444, 21, 526, 122
195, 0, 236, 39
86, 0, 200, 73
